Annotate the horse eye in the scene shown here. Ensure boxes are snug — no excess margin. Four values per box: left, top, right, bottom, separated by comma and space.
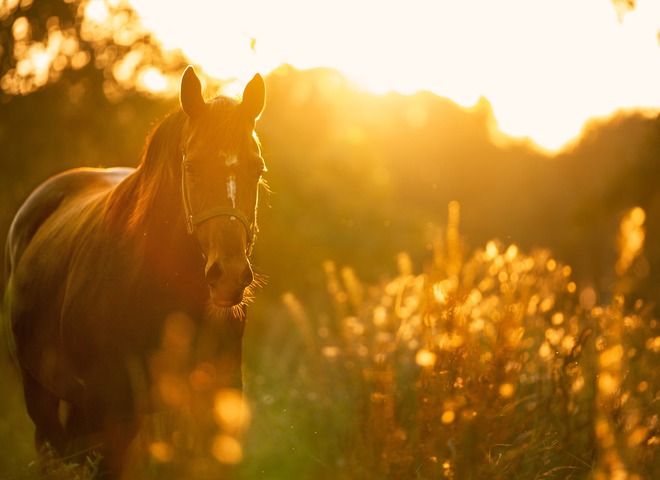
184, 162, 195, 176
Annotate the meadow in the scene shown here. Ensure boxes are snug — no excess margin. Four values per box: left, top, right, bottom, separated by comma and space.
2, 0, 660, 477
1, 197, 658, 479
239, 202, 659, 480
1, 57, 659, 480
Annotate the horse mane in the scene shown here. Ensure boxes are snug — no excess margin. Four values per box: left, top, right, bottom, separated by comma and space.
105, 95, 250, 235
102, 109, 186, 233
129, 109, 187, 230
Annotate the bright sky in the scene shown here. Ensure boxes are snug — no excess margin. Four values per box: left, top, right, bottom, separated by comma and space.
128, 0, 660, 152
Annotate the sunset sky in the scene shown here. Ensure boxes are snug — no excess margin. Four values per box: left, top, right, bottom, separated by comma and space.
127, 0, 660, 151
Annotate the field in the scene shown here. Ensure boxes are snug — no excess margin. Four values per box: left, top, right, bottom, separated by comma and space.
2, 201, 657, 479
1, 15, 660, 476
240, 202, 659, 480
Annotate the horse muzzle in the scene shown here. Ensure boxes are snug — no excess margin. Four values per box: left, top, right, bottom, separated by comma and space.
205, 256, 254, 308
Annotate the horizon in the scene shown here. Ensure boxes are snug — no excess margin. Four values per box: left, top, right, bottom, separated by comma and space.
127, 0, 660, 153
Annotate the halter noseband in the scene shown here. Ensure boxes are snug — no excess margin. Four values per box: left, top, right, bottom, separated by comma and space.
181, 156, 256, 249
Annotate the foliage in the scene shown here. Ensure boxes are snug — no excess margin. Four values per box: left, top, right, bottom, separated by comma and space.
254, 68, 660, 316
0, 0, 185, 100
23, 447, 100, 480
1, 64, 659, 478
2, 200, 658, 478
1, 6, 659, 472
242, 202, 659, 480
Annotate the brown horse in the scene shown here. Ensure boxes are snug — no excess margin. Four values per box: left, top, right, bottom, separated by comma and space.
3, 66, 266, 477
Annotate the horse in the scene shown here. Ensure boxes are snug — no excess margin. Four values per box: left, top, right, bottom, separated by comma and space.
3, 66, 266, 478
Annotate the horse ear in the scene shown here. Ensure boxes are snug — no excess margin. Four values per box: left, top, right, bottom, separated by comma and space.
242, 73, 265, 121
180, 66, 206, 118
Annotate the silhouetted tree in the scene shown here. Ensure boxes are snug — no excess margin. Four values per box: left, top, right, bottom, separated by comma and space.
0, 0, 185, 102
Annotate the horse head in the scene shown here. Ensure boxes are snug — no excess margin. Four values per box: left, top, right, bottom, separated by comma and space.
179, 67, 266, 309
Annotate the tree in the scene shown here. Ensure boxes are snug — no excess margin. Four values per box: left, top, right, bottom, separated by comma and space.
0, 0, 185, 102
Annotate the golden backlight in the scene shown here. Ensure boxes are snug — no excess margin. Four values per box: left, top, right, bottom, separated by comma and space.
128, 0, 660, 152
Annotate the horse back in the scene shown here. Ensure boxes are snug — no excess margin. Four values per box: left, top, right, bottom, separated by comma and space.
4, 167, 134, 401
6, 167, 134, 268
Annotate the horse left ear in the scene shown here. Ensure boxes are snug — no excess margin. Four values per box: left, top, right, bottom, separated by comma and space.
180, 66, 206, 118
242, 73, 265, 121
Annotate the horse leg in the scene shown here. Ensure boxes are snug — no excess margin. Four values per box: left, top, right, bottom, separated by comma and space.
101, 416, 140, 479
56, 405, 138, 479
73, 390, 140, 479
21, 372, 111, 477
20, 368, 67, 455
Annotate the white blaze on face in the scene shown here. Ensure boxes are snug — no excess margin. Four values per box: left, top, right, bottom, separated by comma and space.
227, 175, 237, 208
225, 154, 238, 209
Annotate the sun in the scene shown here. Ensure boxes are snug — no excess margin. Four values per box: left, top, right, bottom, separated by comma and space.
128, 0, 660, 153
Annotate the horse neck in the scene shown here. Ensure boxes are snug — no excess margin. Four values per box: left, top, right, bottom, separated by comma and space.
129, 112, 193, 250
101, 111, 207, 308
114, 166, 207, 314
136, 166, 198, 264
118, 123, 203, 282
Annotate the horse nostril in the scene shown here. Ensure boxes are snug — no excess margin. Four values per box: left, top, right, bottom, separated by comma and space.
240, 266, 254, 289
205, 261, 224, 288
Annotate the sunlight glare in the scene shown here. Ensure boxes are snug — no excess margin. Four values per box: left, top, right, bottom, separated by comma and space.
85, 0, 109, 24
127, 0, 660, 152
212, 434, 244, 464
415, 348, 437, 367
214, 389, 251, 434
137, 66, 167, 93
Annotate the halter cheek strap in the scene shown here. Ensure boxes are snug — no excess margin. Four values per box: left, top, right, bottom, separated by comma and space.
181, 158, 256, 248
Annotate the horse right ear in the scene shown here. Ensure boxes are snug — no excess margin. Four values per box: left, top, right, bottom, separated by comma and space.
180, 66, 206, 118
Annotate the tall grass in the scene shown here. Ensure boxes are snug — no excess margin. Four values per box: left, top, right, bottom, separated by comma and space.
2, 202, 658, 479
244, 201, 659, 479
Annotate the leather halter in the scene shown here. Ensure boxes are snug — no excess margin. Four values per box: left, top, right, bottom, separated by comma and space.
181, 155, 256, 249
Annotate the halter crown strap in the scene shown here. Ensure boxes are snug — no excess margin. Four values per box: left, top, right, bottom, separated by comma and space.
181, 158, 255, 246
